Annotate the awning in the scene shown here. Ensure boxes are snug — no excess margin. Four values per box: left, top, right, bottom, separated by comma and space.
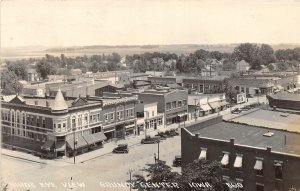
83, 132, 107, 145
55, 141, 66, 152
254, 160, 263, 170
199, 149, 207, 160
177, 113, 187, 118
234, 155, 243, 168
92, 132, 107, 143
209, 102, 221, 109
83, 134, 97, 145
41, 140, 54, 150
221, 153, 229, 165
274, 162, 282, 167
200, 104, 211, 111
66, 136, 88, 150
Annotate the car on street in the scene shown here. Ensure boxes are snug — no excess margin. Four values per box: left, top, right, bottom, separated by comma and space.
241, 105, 251, 111
141, 136, 158, 144
156, 132, 167, 140
112, 144, 129, 153
173, 155, 181, 167
231, 108, 242, 114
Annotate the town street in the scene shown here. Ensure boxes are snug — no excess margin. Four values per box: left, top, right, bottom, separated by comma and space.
1, 135, 181, 191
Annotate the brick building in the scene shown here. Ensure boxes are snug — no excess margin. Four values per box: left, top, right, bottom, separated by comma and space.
1, 89, 137, 157
137, 89, 188, 125
181, 116, 300, 191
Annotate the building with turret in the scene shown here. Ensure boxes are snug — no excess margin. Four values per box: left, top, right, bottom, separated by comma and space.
1, 89, 137, 158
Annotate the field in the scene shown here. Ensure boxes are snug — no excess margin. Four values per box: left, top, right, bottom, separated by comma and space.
2, 43, 300, 60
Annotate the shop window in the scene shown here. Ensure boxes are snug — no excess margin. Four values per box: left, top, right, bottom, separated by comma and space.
166, 102, 171, 110
171, 101, 176, 108
72, 117, 76, 128
178, 100, 182, 107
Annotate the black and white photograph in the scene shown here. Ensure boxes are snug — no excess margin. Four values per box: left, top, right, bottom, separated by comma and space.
1, 0, 300, 190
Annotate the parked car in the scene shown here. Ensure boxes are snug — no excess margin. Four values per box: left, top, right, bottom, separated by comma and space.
156, 132, 168, 139
173, 155, 181, 167
169, 129, 179, 136
231, 108, 242, 114
141, 136, 158, 144
113, 144, 129, 153
154, 135, 166, 141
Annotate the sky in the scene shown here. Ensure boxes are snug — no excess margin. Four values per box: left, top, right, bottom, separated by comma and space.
1, 0, 300, 47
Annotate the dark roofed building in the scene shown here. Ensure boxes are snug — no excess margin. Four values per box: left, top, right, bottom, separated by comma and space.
181, 116, 300, 191
267, 92, 300, 111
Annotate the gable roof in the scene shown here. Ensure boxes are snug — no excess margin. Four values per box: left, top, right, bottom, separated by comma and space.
71, 97, 89, 107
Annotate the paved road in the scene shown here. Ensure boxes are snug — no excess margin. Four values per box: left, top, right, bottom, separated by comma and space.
1, 135, 181, 191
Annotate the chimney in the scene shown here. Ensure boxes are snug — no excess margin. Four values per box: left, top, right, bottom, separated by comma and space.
46, 101, 50, 108
195, 133, 200, 138
34, 100, 38, 105
266, 146, 272, 153
230, 138, 235, 145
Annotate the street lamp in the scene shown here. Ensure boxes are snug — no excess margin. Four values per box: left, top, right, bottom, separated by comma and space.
157, 139, 160, 162
72, 127, 78, 164
194, 98, 198, 121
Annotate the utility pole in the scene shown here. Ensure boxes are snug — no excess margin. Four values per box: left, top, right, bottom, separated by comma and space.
194, 98, 197, 121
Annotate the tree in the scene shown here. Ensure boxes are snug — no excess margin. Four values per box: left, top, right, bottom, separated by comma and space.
180, 159, 223, 191
277, 62, 289, 71
7, 62, 28, 80
259, 44, 275, 66
131, 161, 181, 191
131, 160, 224, 191
232, 43, 260, 69
36, 60, 57, 79
1, 71, 23, 95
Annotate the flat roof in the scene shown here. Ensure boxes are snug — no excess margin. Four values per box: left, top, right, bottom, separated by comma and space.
268, 92, 300, 102
190, 121, 300, 156
228, 109, 300, 133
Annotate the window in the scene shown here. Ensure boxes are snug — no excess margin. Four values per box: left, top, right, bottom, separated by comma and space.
256, 184, 264, 191
254, 158, 263, 176
199, 85, 204, 93
157, 118, 162, 126
62, 123, 66, 131
53, 124, 56, 129
110, 113, 114, 120
97, 113, 101, 121
116, 112, 120, 119
171, 101, 176, 108
166, 102, 171, 110
105, 115, 108, 121
241, 87, 245, 93
131, 109, 134, 117
178, 100, 182, 107
234, 154, 243, 170
126, 110, 129, 117
36, 117, 40, 127
72, 117, 76, 128
221, 152, 229, 168
120, 111, 124, 119
57, 124, 61, 132
84, 114, 88, 123
152, 111, 154, 117
42, 117, 45, 128
274, 162, 283, 179
183, 100, 187, 106
78, 115, 82, 126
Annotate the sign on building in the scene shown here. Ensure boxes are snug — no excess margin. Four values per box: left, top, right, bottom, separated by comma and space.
236, 93, 246, 104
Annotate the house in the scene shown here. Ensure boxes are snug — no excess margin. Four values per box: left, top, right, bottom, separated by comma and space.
236, 60, 250, 72
27, 68, 39, 82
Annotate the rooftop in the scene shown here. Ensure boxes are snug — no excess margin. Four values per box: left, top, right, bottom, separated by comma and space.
188, 119, 300, 156
268, 92, 300, 102
227, 109, 300, 133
